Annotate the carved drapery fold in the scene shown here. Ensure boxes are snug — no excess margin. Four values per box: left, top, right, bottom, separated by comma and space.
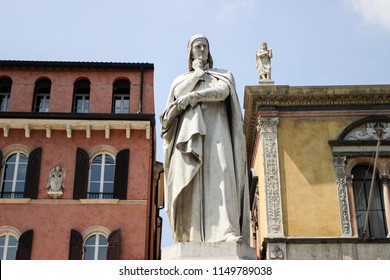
332, 156, 352, 237
257, 117, 284, 237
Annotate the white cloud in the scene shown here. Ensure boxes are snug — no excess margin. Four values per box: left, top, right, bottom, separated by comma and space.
344, 0, 390, 31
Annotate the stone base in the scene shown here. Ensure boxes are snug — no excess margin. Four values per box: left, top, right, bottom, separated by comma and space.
259, 79, 275, 85
162, 242, 256, 260
47, 190, 63, 199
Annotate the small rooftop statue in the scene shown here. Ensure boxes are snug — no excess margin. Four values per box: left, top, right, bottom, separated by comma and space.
256, 42, 274, 84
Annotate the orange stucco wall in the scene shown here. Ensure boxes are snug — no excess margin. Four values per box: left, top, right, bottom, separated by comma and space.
0, 203, 148, 259
0, 64, 155, 259
3, 67, 154, 114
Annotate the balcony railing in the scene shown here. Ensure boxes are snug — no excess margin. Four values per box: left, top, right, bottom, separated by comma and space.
87, 192, 114, 199
1, 192, 24, 199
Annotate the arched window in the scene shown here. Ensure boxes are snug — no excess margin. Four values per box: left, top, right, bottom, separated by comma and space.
112, 79, 130, 114
1, 152, 28, 198
0, 233, 18, 260
83, 233, 108, 260
73, 79, 90, 113
33, 78, 51, 112
0, 77, 12, 112
352, 165, 388, 238
88, 153, 115, 199
69, 227, 121, 260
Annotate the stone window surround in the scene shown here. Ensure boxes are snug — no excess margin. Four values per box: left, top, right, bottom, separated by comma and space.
331, 117, 390, 238
345, 157, 390, 238
82, 226, 110, 260
0, 226, 21, 239
0, 144, 30, 198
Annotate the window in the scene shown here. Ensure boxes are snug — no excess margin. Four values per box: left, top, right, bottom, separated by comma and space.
73, 148, 129, 200
0, 77, 12, 112
0, 234, 18, 260
88, 154, 115, 199
33, 78, 51, 112
0, 227, 33, 260
69, 227, 121, 260
1, 146, 42, 199
112, 79, 130, 113
1, 152, 28, 198
73, 79, 90, 113
83, 233, 108, 260
330, 116, 390, 238
352, 165, 388, 238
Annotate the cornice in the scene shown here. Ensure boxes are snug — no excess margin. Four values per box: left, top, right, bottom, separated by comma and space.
0, 60, 154, 70
0, 112, 155, 139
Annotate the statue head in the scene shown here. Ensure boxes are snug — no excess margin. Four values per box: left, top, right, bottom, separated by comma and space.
260, 42, 268, 50
187, 34, 213, 71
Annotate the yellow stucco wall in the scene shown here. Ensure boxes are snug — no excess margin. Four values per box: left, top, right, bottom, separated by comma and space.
278, 117, 354, 236
254, 116, 364, 239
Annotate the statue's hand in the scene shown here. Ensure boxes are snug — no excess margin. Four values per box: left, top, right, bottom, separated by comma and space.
176, 95, 190, 110
176, 91, 199, 110
192, 59, 204, 77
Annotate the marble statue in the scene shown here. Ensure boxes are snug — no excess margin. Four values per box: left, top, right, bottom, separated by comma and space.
160, 34, 250, 243
256, 42, 272, 81
46, 166, 65, 198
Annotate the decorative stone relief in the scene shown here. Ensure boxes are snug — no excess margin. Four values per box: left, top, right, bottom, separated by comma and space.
257, 117, 284, 237
344, 121, 390, 141
46, 166, 65, 199
332, 156, 352, 237
268, 244, 286, 260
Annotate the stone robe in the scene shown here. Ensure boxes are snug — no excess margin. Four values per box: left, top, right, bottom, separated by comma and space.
161, 68, 250, 243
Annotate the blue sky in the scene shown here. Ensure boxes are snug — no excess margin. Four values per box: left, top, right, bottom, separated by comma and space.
1, 0, 390, 248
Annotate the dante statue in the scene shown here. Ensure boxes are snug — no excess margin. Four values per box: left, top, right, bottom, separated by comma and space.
160, 34, 250, 243
256, 42, 272, 81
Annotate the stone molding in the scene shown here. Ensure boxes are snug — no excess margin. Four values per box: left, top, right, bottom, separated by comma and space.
332, 156, 352, 237
257, 117, 284, 237
1, 118, 151, 139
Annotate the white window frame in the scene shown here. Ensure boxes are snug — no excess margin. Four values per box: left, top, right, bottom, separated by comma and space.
34, 93, 50, 112
1, 152, 28, 198
113, 94, 130, 114
73, 93, 89, 113
88, 153, 115, 199
0, 92, 10, 112
82, 226, 110, 260
0, 226, 21, 260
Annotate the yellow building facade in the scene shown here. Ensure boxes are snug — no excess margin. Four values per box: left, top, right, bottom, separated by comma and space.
244, 85, 390, 259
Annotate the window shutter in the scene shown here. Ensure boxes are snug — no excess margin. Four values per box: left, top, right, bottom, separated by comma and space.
24, 147, 42, 199
16, 229, 33, 260
106, 229, 121, 260
113, 149, 129, 200
73, 148, 89, 199
68, 229, 83, 260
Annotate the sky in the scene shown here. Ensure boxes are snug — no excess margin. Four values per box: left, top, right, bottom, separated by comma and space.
1, 0, 390, 248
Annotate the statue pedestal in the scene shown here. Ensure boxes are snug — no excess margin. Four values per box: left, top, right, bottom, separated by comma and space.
259, 79, 275, 85
162, 242, 256, 260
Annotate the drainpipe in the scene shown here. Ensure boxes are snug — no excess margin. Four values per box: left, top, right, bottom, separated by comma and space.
137, 66, 144, 114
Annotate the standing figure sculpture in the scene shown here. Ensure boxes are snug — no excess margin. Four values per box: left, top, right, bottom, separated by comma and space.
256, 42, 272, 81
160, 34, 250, 243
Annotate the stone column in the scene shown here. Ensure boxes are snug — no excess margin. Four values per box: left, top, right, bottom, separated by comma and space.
379, 175, 390, 238
333, 156, 352, 237
346, 175, 357, 236
257, 117, 284, 237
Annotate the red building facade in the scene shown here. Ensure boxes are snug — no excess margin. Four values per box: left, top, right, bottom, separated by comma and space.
0, 61, 160, 259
